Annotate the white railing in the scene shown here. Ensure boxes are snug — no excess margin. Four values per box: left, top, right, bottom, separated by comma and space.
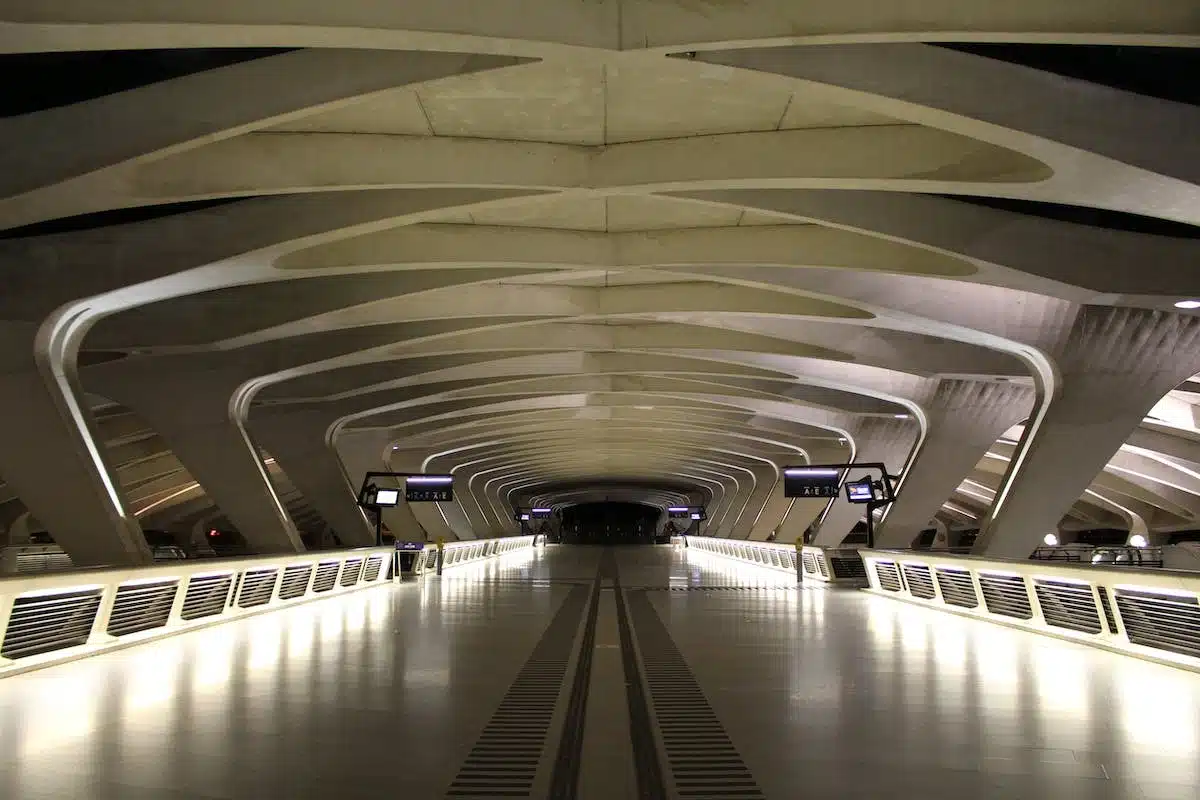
0, 546, 392, 678
860, 548, 1200, 672
431, 535, 535, 571
685, 536, 798, 576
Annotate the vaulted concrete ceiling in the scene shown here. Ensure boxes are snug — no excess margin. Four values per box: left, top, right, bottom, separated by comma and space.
1, 2, 1199, 561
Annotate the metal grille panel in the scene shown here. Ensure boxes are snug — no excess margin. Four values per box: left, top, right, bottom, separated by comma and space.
107, 579, 178, 636
181, 573, 233, 620
1115, 588, 1200, 658
1, 588, 103, 659
446, 586, 587, 798
628, 591, 763, 799
935, 568, 978, 608
816, 556, 829, 579
237, 568, 278, 608
311, 561, 339, 593
830, 555, 867, 580
978, 573, 1033, 619
339, 558, 363, 587
278, 565, 312, 600
874, 560, 903, 592
1034, 579, 1103, 634
801, 552, 819, 575
363, 555, 384, 582
902, 563, 936, 599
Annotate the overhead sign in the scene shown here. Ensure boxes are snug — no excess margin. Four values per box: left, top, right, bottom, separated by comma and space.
783, 467, 842, 499
531, 507, 552, 518
405, 475, 454, 503
395, 541, 425, 551
668, 506, 690, 519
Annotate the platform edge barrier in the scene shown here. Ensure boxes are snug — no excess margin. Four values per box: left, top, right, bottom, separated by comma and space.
0, 546, 393, 679
860, 548, 1200, 674
683, 536, 799, 578
424, 535, 534, 573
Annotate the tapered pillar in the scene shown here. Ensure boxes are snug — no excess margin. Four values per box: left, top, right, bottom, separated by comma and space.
978, 308, 1200, 558
876, 381, 1034, 548
85, 360, 304, 554
0, 326, 151, 566
250, 408, 376, 547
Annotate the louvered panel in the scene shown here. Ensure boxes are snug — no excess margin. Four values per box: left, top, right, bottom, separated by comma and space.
237, 569, 278, 608
339, 558, 363, 587
363, 555, 384, 582
901, 563, 936, 599
181, 573, 233, 620
830, 556, 866, 580
934, 568, 978, 608
1115, 588, 1200, 658
978, 573, 1033, 620
278, 565, 313, 600
107, 580, 178, 636
874, 560, 903, 593
1034, 579, 1102, 634
1, 588, 103, 659
801, 552, 819, 575
311, 561, 339, 593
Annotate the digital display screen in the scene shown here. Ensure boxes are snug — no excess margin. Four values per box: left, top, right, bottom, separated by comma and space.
531, 508, 552, 518
395, 540, 424, 551
521, 513, 531, 521
690, 513, 702, 520
845, 481, 874, 504
374, 488, 400, 507
405, 475, 453, 503
783, 467, 842, 499
668, 508, 690, 519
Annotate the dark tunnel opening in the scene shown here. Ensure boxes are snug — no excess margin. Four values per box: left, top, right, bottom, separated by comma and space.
560, 502, 660, 545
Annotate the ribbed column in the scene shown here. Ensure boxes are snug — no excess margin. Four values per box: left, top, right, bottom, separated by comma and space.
249, 408, 376, 547
0, 326, 151, 566
877, 380, 1034, 547
87, 359, 304, 554
978, 308, 1200, 558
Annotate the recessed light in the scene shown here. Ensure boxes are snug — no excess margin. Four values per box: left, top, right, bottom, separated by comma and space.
1175, 300, 1200, 310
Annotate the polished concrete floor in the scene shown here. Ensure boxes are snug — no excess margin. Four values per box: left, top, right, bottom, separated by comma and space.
0, 545, 1198, 799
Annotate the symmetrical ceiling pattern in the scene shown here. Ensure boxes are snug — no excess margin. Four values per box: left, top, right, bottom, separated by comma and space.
1, 2, 1199, 564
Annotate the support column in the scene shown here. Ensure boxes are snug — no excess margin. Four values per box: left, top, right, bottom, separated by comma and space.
812, 419, 919, 546
249, 409, 376, 547
977, 308, 1200, 559
85, 362, 304, 555
0, 326, 151, 566
876, 380, 1034, 548
336, 430, 432, 542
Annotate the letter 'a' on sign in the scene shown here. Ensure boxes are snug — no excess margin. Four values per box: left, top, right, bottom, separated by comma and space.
783, 466, 843, 499
405, 474, 454, 503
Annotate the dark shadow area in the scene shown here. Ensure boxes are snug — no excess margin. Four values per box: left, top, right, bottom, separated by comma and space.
941, 194, 1200, 239
561, 502, 659, 545
936, 43, 1200, 106
0, 197, 252, 238
0, 48, 294, 117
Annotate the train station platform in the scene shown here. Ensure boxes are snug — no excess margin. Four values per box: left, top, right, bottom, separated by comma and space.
1, 545, 1197, 800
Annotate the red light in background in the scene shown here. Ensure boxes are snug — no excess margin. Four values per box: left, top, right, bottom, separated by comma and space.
209, 529, 220, 536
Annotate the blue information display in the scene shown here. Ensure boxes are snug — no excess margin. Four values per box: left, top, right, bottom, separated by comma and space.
395, 541, 425, 551
405, 475, 453, 503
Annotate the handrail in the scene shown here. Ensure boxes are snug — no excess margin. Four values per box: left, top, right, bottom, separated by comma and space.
0, 546, 392, 678
860, 548, 1200, 672
685, 536, 798, 576
0, 534, 531, 678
